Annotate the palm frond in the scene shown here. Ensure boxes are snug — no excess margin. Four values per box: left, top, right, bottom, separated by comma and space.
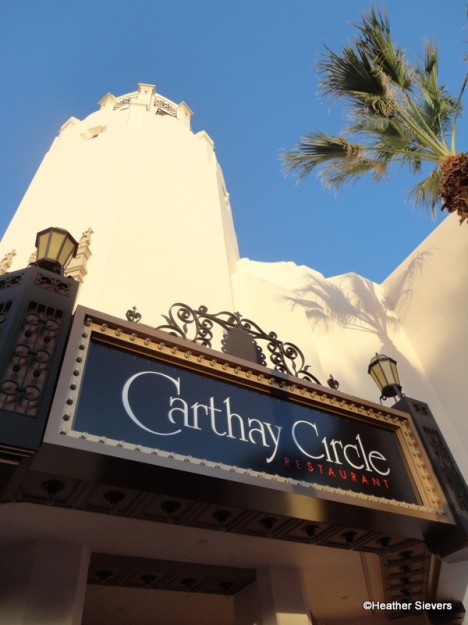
355, 7, 411, 89
347, 116, 435, 170
415, 41, 458, 137
282, 132, 364, 179
282, 6, 466, 216
394, 96, 451, 159
406, 167, 442, 215
372, 117, 442, 167
451, 72, 468, 151
318, 46, 394, 115
349, 114, 408, 148
319, 157, 388, 190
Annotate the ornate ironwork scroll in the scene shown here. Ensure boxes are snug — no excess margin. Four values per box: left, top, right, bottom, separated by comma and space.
155, 303, 322, 384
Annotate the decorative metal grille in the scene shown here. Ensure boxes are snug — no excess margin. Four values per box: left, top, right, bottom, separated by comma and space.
153, 96, 178, 117
35, 273, 73, 297
0, 272, 24, 290
423, 426, 468, 512
155, 303, 322, 384
0, 301, 12, 332
113, 97, 132, 110
0, 302, 63, 416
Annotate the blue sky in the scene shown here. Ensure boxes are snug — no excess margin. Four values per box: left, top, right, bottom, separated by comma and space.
0, 1, 466, 282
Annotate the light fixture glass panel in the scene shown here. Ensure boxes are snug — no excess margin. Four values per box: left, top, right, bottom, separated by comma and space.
370, 364, 386, 390
58, 236, 76, 266
35, 231, 49, 261
47, 230, 64, 261
368, 353, 401, 399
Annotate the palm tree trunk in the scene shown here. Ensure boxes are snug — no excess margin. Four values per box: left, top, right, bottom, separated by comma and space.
440, 152, 468, 223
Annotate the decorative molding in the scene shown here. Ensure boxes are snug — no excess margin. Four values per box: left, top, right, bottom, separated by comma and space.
87, 553, 255, 595
0, 250, 16, 275
113, 97, 132, 110
153, 96, 178, 118
380, 544, 434, 607
2, 449, 426, 557
65, 227, 93, 284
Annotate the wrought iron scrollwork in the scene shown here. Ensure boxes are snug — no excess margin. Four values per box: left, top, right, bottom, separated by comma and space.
155, 303, 322, 384
0, 380, 41, 401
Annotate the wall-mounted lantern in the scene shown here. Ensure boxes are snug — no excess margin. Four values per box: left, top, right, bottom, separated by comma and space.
0, 227, 79, 452
34, 227, 78, 274
368, 353, 402, 402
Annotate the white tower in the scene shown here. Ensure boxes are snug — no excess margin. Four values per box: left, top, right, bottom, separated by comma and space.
0, 83, 239, 324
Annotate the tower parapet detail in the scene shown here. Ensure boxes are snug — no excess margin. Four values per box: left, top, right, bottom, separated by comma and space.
97, 83, 193, 129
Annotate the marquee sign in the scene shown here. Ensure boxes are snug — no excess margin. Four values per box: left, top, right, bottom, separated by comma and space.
44, 307, 450, 522
74, 340, 417, 503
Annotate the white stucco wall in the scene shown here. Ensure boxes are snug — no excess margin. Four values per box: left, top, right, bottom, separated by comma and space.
384, 214, 468, 479
235, 214, 468, 481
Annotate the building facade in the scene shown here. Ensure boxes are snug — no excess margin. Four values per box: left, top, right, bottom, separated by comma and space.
0, 84, 467, 625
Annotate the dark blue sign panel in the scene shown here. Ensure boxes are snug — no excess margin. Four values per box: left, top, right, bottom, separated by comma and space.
73, 341, 419, 504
